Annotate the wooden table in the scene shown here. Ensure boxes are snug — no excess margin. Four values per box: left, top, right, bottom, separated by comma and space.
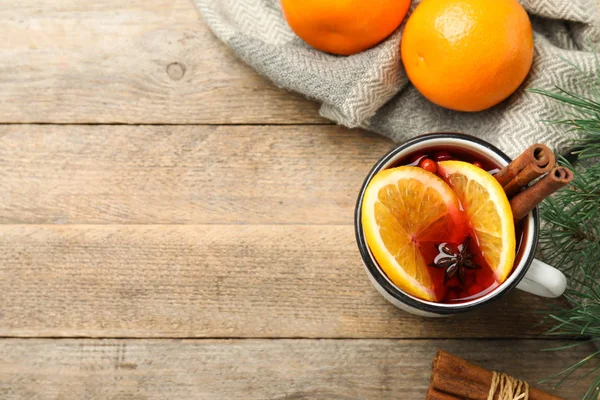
1, 1, 597, 399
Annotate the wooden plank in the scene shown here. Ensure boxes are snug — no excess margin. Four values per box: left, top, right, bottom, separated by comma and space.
0, 225, 564, 338
0, 0, 325, 124
0, 339, 595, 399
0, 124, 393, 225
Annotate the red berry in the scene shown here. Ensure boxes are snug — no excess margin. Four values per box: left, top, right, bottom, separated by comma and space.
407, 153, 427, 166
467, 284, 484, 297
465, 274, 476, 287
419, 158, 438, 174
446, 290, 459, 301
445, 276, 461, 288
433, 151, 452, 161
476, 274, 493, 286
473, 161, 483, 169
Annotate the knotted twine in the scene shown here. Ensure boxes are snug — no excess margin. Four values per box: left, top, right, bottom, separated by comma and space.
488, 372, 530, 400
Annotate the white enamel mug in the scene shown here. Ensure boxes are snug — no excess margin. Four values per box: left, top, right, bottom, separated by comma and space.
354, 133, 567, 317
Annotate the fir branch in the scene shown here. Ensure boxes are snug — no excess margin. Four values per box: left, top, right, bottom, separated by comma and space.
539, 158, 600, 280
530, 83, 600, 399
529, 87, 600, 160
539, 277, 600, 400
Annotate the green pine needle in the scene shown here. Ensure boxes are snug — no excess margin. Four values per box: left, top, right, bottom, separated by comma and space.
530, 80, 600, 399
538, 279, 600, 398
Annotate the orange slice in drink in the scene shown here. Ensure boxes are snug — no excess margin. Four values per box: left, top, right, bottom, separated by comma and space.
437, 161, 516, 283
361, 166, 466, 301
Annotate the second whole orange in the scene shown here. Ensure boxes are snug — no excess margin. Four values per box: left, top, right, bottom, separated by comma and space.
401, 0, 534, 112
281, 0, 412, 56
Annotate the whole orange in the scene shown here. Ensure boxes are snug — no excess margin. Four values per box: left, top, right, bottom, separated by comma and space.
401, 0, 534, 112
281, 0, 411, 56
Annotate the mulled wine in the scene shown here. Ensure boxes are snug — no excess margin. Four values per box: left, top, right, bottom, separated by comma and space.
387, 146, 524, 304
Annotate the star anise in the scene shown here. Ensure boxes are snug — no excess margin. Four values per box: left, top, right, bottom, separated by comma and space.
429, 237, 481, 286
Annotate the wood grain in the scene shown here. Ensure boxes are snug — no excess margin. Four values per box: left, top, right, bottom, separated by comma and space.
0, 0, 325, 124
0, 339, 595, 399
0, 124, 393, 225
1, 0, 590, 395
0, 224, 563, 338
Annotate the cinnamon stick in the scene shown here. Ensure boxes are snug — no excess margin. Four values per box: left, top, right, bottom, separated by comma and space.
510, 166, 574, 221
428, 350, 564, 400
495, 144, 556, 197
426, 386, 461, 400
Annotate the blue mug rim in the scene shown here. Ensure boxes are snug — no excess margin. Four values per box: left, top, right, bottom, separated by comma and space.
354, 132, 540, 314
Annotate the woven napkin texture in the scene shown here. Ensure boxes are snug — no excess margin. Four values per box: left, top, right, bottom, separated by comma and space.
196, 0, 600, 157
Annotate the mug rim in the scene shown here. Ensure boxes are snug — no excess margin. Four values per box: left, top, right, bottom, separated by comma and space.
354, 132, 540, 314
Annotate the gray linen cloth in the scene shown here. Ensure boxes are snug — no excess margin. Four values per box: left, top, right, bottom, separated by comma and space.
195, 0, 600, 157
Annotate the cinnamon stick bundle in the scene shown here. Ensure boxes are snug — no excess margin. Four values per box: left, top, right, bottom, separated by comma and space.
496, 144, 556, 197
493, 144, 573, 221
510, 166, 574, 221
427, 350, 563, 400
427, 387, 462, 400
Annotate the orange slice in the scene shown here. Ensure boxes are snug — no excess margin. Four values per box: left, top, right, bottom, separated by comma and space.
361, 166, 466, 301
438, 161, 516, 283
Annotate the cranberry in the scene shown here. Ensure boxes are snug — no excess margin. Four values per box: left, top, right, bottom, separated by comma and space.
419, 158, 438, 174
467, 284, 484, 297
473, 161, 484, 169
445, 276, 461, 288
465, 274, 476, 287
446, 290, 459, 301
407, 152, 427, 166
476, 274, 493, 286
433, 151, 452, 161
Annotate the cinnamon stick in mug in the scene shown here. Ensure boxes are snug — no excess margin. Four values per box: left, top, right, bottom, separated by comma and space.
510, 166, 574, 221
495, 144, 556, 197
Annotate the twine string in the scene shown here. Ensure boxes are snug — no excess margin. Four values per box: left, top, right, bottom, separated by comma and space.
487, 372, 530, 400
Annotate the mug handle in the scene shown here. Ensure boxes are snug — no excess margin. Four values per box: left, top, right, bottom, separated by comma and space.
516, 258, 567, 298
